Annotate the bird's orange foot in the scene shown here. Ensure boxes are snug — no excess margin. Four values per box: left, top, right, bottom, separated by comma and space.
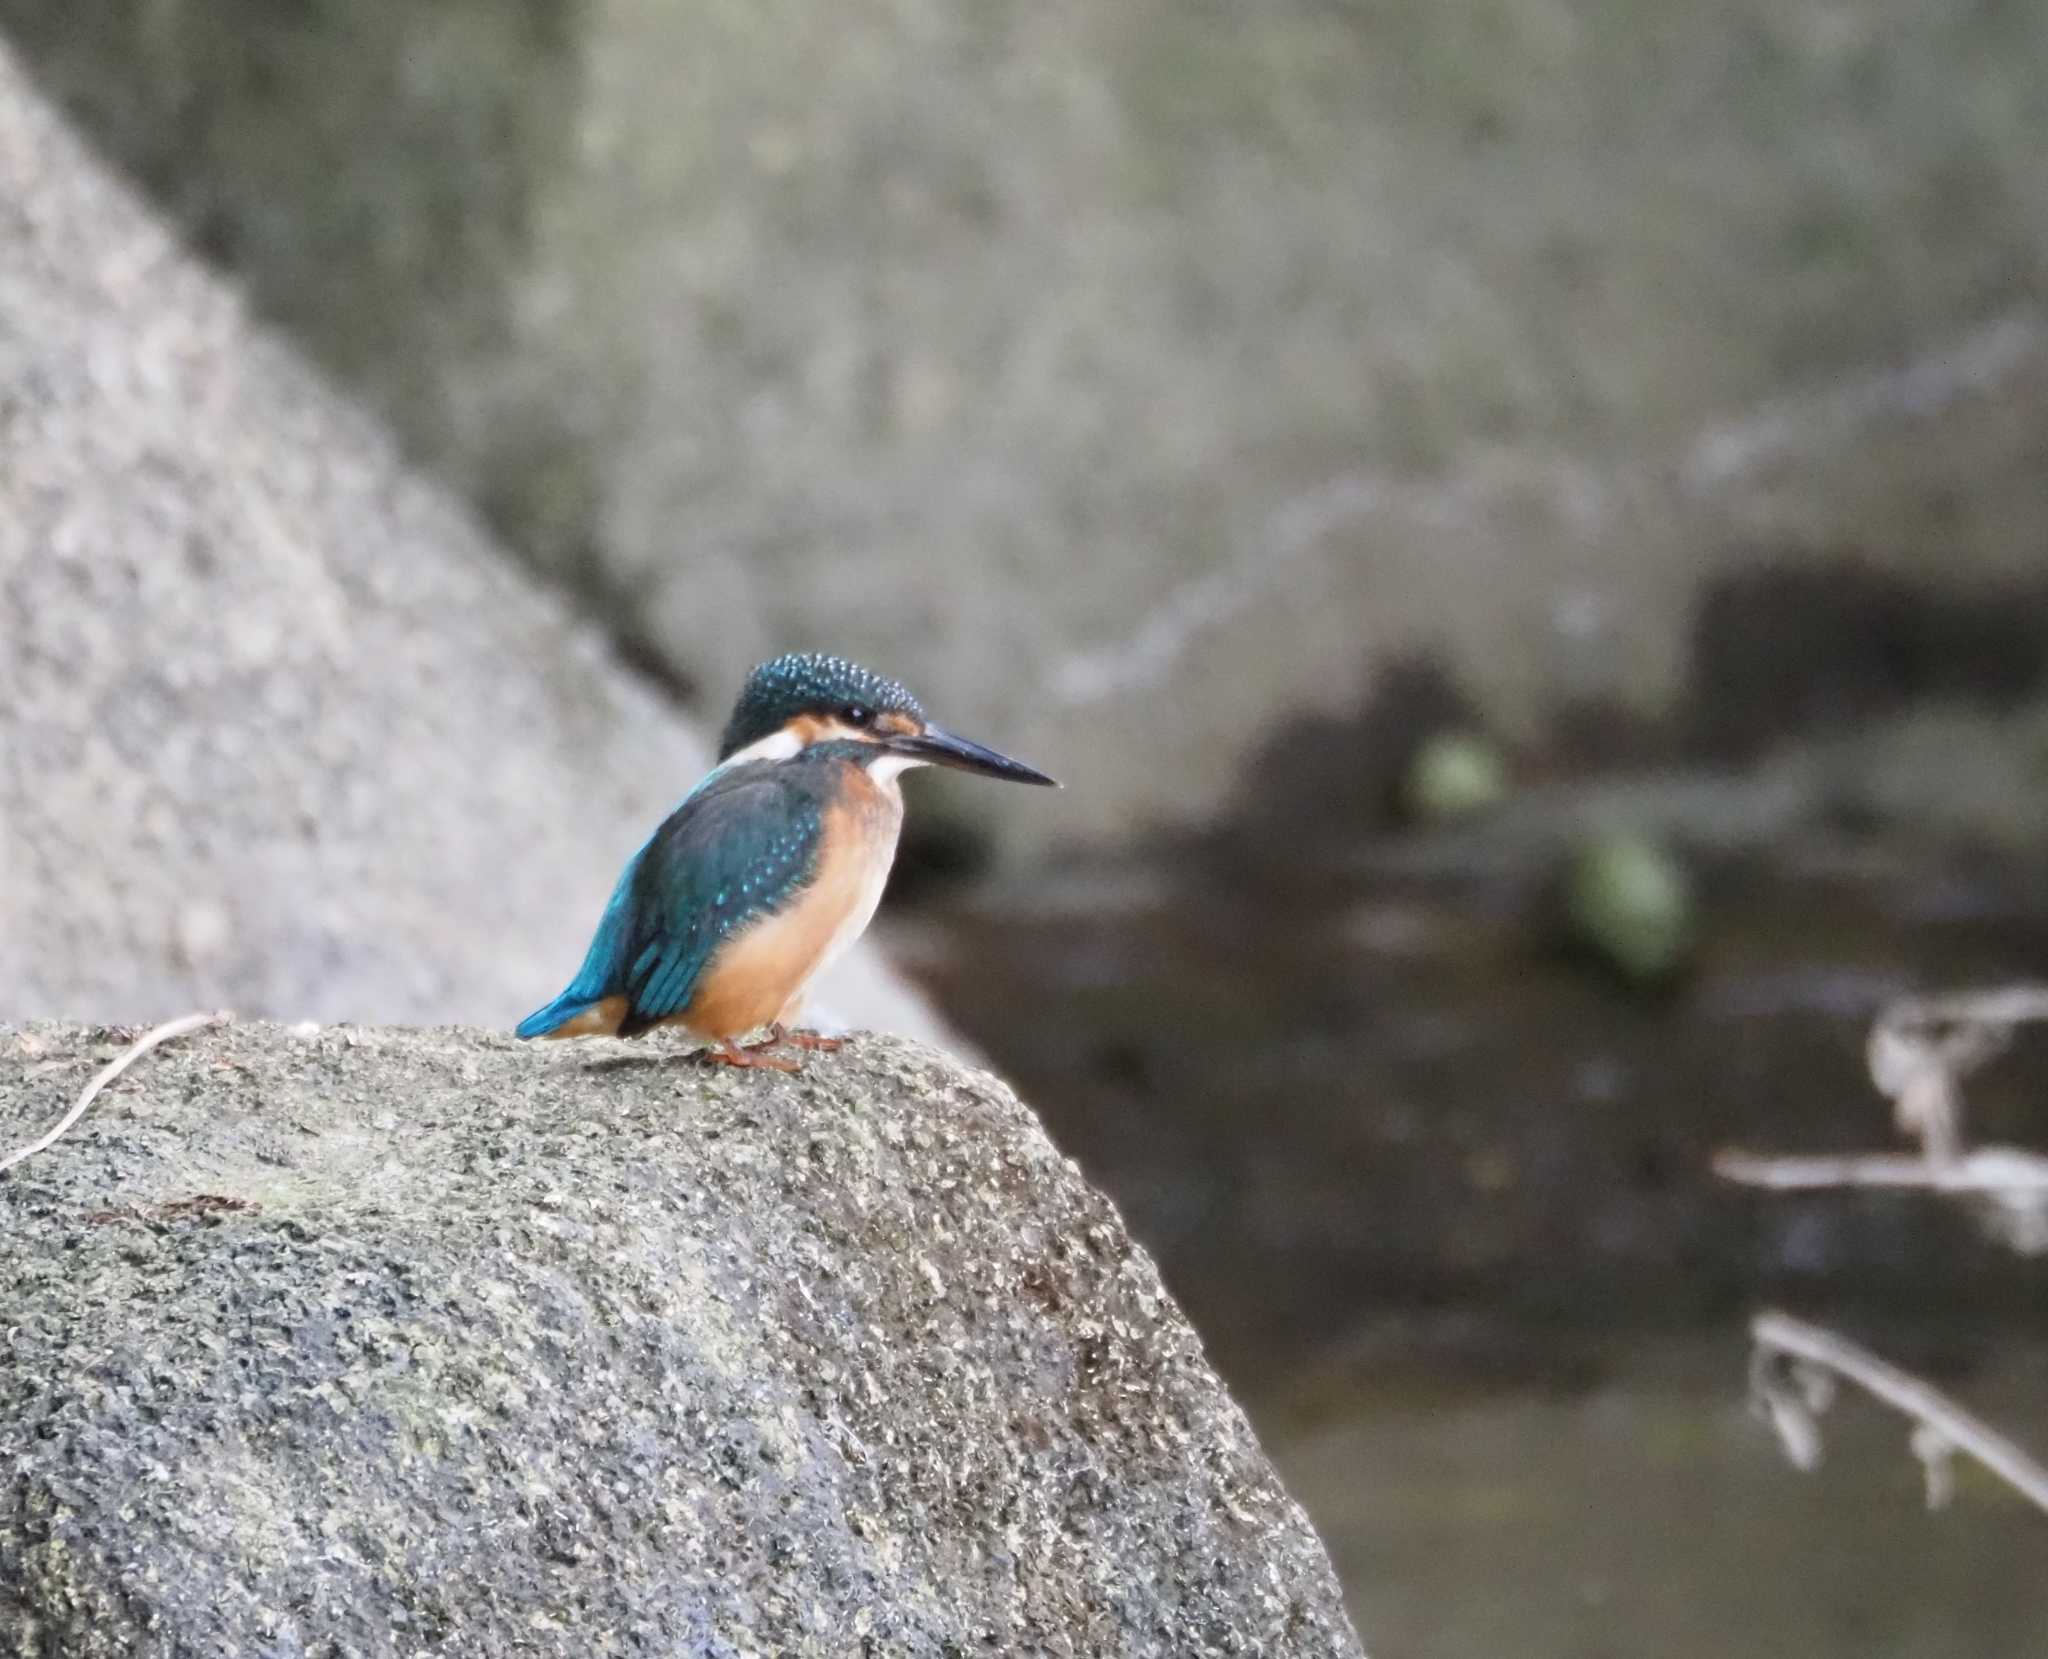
701, 1037, 800, 1073
742, 1023, 844, 1056
782, 1029, 844, 1053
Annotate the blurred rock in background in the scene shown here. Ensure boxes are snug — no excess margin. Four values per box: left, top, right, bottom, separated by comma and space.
0, 39, 939, 1037
4, 0, 2047, 856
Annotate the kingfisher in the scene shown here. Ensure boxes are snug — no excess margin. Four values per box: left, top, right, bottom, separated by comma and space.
516, 652, 1057, 1069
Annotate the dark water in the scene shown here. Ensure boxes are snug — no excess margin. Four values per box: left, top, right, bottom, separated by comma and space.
889, 810, 2048, 1655
1268, 1336, 2048, 1659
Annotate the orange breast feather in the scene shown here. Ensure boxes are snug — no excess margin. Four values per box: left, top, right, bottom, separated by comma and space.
677, 775, 901, 1040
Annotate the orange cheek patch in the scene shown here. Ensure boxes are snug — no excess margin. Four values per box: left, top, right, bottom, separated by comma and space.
878, 711, 920, 738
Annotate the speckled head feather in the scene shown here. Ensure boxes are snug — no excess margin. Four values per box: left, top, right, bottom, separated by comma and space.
718, 653, 926, 759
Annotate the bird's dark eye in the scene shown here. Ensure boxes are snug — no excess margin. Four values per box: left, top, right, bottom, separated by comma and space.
843, 704, 873, 727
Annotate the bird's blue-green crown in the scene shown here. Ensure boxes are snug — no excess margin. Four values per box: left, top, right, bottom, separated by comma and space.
718, 653, 925, 758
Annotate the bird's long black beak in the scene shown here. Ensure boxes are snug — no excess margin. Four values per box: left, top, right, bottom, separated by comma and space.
894, 724, 1059, 786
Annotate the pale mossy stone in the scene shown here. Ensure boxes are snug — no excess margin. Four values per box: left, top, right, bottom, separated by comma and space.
0, 1023, 1365, 1657
1402, 732, 1510, 824
1565, 832, 1698, 985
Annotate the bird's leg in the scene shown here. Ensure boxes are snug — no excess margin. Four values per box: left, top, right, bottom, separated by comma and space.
701, 1036, 800, 1073
739, 1022, 842, 1055
781, 1029, 844, 1053
719, 1023, 843, 1069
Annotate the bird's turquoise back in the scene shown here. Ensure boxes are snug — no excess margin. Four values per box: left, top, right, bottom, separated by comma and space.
516, 758, 831, 1039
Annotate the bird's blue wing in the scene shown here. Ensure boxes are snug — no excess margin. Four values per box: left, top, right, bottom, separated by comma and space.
618, 775, 824, 1032
521, 769, 825, 1039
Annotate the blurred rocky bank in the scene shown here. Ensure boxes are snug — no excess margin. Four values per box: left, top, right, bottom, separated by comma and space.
6, 0, 2048, 859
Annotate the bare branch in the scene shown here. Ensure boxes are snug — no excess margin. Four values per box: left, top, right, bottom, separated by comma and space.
1713, 983, 2048, 1252
1, 1012, 230, 1176
1749, 1310, 2048, 1518
1878, 986, 2048, 1031
1867, 985, 2048, 1162
1725, 986, 2048, 1515
1714, 1147, 2048, 1193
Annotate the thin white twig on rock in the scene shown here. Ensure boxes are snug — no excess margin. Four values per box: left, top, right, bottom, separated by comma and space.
0, 1011, 230, 1176
1749, 1310, 2048, 1519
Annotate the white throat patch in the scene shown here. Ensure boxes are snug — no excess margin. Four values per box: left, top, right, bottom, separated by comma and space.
865, 752, 928, 785
720, 727, 806, 768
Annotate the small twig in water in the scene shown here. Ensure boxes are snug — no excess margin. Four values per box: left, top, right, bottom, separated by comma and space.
1714, 983, 2048, 1252
0, 1012, 231, 1176
1748, 1310, 2048, 1518
1866, 986, 2048, 1163
1713, 1147, 2048, 1193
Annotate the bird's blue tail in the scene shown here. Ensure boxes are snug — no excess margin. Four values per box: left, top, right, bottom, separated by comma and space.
515, 990, 601, 1040
517, 829, 660, 1039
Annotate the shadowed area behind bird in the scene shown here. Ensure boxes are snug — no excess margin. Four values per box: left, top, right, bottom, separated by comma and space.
891, 661, 2048, 1657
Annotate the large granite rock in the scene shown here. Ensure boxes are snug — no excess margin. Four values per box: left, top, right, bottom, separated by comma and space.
0, 1021, 1365, 1656
0, 41, 937, 1039
5, 0, 2048, 850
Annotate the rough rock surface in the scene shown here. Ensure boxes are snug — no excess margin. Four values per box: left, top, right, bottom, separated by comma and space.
6, 0, 2048, 849
0, 42, 937, 1040
0, 1021, 1365, 1657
